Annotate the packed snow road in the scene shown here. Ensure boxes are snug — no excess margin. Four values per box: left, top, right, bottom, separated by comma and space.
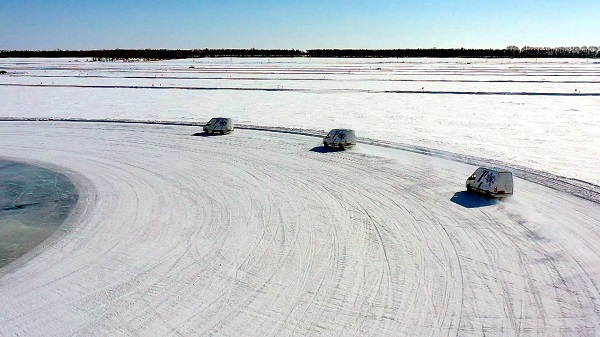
1, 121, 600, 336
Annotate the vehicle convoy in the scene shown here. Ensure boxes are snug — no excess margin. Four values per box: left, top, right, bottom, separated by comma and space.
466, 167, 513, 198
203, 117, 234, 134
323, 129, 356, 149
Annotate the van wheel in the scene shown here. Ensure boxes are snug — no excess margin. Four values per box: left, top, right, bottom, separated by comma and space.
485, 191, 491, 199
323, 142, 328, 148
338, 144, 345, 150
466, 185, 472, 192
220, 130, 224, 135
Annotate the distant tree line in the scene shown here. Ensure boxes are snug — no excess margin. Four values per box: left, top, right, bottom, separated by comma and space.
0, 48, 304, 60
0, 47, 598, 60
307, 46, 600, 58
306, 48, 514, 58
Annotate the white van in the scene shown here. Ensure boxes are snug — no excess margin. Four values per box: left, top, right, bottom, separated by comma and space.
466, 167, 513, 197
323, 129, 357, 149
203, 117, 234, 134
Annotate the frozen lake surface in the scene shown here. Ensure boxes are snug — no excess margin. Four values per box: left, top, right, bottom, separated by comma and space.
0, 122, 599, 336
0, 159, 78, 268
1, 58, 600, 336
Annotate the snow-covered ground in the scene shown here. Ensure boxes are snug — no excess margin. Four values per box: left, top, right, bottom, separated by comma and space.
1, 57, 599, 185
1, 122, 600, 336
1, 58, 600, 335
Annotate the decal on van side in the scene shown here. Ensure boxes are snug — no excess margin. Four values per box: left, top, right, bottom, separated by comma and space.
485, 174, 496, 187
477, 170, 488, 183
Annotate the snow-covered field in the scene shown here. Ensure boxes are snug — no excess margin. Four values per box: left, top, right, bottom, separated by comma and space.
1, 122, 600, 336
1, 57, 599, 185
1, 58, 600, 336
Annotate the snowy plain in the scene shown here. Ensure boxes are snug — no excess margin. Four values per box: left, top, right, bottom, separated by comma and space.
1, 57, 599, 185
1, 58, 600, 336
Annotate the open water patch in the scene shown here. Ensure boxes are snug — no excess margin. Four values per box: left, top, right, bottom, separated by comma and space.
0, 159, 78, 268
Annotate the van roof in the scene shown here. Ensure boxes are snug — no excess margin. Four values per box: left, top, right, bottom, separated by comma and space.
479, 166, 512, 173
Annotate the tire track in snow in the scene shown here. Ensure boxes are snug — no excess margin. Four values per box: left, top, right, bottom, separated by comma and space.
3, 83, 600, 96
15, 73, 600, 83
2, 118, 598, 205
1, 122, 600, 336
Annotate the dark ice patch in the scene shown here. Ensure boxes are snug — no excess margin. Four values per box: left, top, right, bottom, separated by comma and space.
0, 160, 78, 268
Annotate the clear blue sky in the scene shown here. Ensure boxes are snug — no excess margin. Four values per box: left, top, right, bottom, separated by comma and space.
1, 0, 598, 50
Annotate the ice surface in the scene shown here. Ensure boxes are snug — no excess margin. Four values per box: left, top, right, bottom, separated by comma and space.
1, 58, 600, 336
0, 122, 599, 335
0, 160, 78, 268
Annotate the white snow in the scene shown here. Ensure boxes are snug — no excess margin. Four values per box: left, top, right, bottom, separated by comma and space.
1, 57, 599, 185
1, 58, 600, 336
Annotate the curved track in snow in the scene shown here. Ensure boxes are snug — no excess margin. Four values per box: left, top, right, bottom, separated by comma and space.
1, 121, 600, 336
4, 83, 600, 96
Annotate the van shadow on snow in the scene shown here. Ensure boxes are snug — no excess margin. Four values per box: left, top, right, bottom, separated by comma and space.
191, 132, 223, 137
450, 191, 499, 208
310, 146, 345, 153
